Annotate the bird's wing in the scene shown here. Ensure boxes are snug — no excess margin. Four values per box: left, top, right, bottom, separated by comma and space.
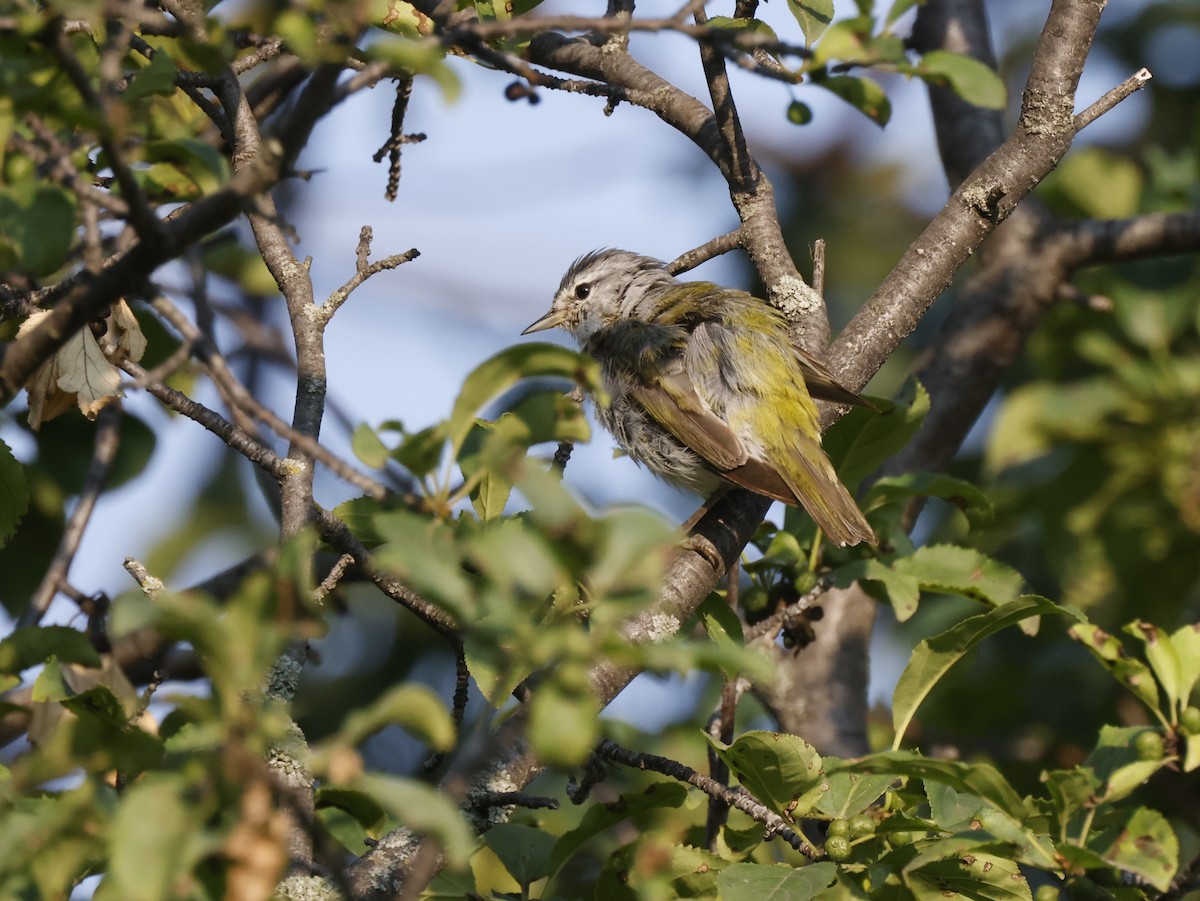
631, 368, 746, 471
771, 431, 877, 546
633, 368, 804, 505
793, 346, 875, 409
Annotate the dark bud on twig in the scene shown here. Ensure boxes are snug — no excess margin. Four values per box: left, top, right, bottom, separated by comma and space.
504, 81, 540, 104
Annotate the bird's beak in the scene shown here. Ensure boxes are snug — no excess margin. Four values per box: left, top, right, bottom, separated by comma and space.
521, 308, 566, 335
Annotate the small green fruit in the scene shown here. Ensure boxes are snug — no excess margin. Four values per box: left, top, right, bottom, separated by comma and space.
847, 813, 875, 837
826, 818, 851, 838
786, 100, 813, 125
1134, 730, 1164, 761
824, 835, 852, 861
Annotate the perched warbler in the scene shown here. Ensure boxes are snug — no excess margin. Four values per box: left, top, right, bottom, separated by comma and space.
522, 249, 876, 547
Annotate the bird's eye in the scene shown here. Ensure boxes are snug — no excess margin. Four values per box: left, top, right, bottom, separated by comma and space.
574, 283, 591, 300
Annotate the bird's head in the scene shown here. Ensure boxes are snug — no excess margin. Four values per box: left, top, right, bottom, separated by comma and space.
522, 249, 673, 344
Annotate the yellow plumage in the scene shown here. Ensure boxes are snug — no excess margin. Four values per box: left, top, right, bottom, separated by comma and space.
523, 250, 875, 547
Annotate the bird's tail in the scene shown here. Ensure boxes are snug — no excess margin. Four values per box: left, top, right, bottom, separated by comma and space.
779, 434, 875, 547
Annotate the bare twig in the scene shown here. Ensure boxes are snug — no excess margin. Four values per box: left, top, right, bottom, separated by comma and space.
313, 553, 355, 604
20, 406, 123, 627
668, 229, 744, 274
594, 739, 812, 855
1074, 67, 1152, 131
320, 231, 420, 324
146, 295, 401, 501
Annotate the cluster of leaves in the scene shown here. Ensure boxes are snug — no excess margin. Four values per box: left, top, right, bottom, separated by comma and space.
2, 334, 1197, 899
705, 0, 1006, 127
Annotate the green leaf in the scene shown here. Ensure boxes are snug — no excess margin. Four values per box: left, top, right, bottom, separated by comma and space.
868, 472, 993, 525
1068, 623, 1164, 721
893, 596, 1073, 747
1124, 621, 1183, 715
447, 343, 597, 460
1170, 623, 1200, 708
1041, 147, 1143, 219
831, 753, 1025, 821
0, 183, 76, 276
1086, 807, 1178, 892
786, 0, 833, 44
108, 775, 199, 901
485, 823, 556, 888
144, 139, 229, 195
122, 49, 178, 101
817, 75, 892, 126
811, 17, 872, 65
354, 774, 475, 868
331, 684, 455, 752
528, 680, 599, 768
698, 594, 746, 678
1041, 768, 1100, 833
0, 438, 29, 547
32, 655, 71, 701
392, 423, 446, 479
715, 861, 837, 900
905, 852, 1031, 900
815, 765, 895, 817
916, 50, 1007, 110
458, 386, 591, 520
0, 627, 101, 673
352, 423, 391, 469
1086, 725, 1169, 804
892, 545, 1025, 608
316, 786, 387, 833
373, 509, 474, 619
548, 782, 688, 876
823, 379, 929, 492
705, 730, 823, 817
833, 558, 921, 621
884, 0, 923, 28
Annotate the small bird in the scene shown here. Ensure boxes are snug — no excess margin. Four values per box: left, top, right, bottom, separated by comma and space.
522, 249, 875, 546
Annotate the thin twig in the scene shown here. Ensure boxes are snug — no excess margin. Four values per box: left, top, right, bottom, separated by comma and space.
594, 739, 812, 855
319, 234, 420, 324
743, 577, 832, 643
147, 295, 402, 502
668, 229, 744, 275
120, 358, 459, 635
19, 406, 123, 627
313, 553, 355, 604
811, 238, 826, 297
124, 557, 167, 594
1074, 68, 1152, 131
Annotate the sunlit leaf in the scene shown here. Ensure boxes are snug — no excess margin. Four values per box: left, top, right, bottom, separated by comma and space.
485, 824, 556, 888
916, 50, 1006, 110
705, 730, 823, 817
786, 0, 833, 44
716, 861, 836, 900
816, 74, 891, 126
1086, 807, 1178, 892
892, 596, 1073, 747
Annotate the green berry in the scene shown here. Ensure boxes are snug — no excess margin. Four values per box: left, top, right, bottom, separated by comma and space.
1034, 885, 1061, 901
887, 829, 920, 847
1134, 730, 1164, 761
847, 813, 875, 837
786, 100, 813, 126
824, 835, 852, 861
826, 818, 851, 838
1180, 706, 1200, 735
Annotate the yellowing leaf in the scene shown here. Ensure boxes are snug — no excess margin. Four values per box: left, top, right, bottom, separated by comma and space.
19, 302, 144, 429
54, 326, 122, 418
108, 299, 147, 363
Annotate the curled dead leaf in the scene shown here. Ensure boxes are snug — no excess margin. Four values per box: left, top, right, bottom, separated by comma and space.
19, 299, 148, 429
